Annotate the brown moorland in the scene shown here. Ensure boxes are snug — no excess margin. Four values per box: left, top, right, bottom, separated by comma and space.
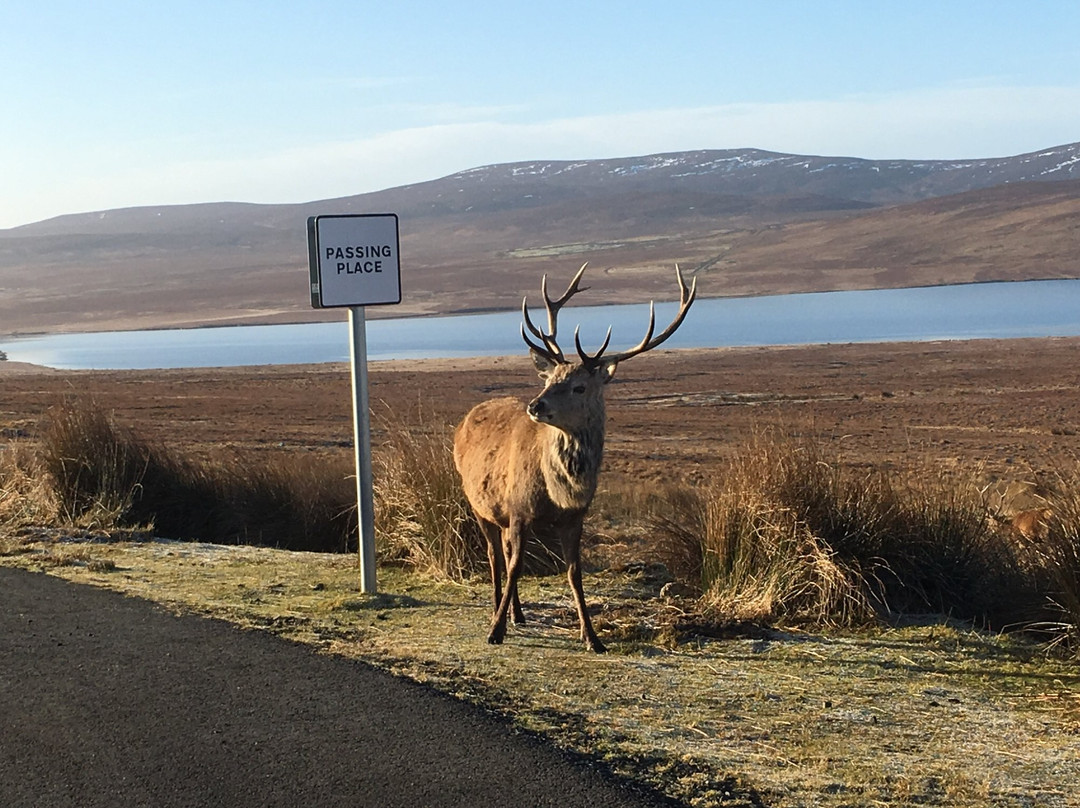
4, 336, 1080, 520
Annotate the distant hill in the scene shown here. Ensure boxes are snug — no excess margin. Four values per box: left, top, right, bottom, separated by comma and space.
1, 143, 1079, 336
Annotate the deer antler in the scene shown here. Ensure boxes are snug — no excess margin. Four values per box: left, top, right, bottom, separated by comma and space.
521, 262, 590, 364
578, 264, 697, 369
521, 263, 697, 368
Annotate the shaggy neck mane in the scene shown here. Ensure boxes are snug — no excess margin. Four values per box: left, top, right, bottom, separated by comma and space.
540, 406, 606, 512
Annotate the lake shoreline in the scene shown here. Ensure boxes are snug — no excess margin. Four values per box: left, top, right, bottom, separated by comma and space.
3, 331, 1079, 376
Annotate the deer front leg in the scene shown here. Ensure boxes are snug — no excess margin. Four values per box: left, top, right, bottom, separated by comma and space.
488, 520, 525, 645
510, 583, 525, 625
480, 520, 503, 614
501, 531, 525, 624
562, 527, 606, 653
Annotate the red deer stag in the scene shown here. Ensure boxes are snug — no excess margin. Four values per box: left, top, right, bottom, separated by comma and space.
453, 264, 696, 652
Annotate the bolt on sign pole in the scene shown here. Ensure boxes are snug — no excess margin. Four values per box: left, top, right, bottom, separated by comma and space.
307, 214, 401, 594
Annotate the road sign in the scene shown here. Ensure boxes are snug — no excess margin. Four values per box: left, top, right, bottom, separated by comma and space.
306, 212, 402, 594
308, 214, 401, 308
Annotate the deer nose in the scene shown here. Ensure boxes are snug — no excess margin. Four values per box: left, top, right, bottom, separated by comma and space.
527, 398, 547, 419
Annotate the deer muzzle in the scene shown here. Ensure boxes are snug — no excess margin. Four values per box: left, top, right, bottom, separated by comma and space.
527, 396, 550, 423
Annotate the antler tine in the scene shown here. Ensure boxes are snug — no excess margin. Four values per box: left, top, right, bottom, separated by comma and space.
575, 324, 612, 366
521, 322, 558, 362
542, 262, 590, 334
546, 262, 590, 305
522, 296, 563, 362
596, 264, 698, 366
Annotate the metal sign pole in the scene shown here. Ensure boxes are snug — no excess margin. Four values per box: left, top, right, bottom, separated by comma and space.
308, 213, 399, 595
349, 306, 377, 593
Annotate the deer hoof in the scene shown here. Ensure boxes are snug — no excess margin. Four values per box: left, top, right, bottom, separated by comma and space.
587, 637, 607, 654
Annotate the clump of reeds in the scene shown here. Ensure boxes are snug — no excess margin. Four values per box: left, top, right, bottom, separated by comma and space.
652, 431, 1034, 629
0, 442, 60, 532
372, 411, 487, 579
33, 398, 356, 552
36, 398, 148, 529
8, 397, 510, 575
1027, 478, 1080, 658
660, 489, 871, 624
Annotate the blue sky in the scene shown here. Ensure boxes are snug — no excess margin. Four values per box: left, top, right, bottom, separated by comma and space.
3, 0, 1079, 229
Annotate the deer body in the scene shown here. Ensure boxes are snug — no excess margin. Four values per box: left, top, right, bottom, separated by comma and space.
453, 264, 695, 652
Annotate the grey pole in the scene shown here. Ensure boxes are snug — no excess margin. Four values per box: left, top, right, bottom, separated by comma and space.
348, 306, 377, 593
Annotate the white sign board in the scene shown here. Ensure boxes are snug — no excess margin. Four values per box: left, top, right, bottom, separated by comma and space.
307, 214, 401, 308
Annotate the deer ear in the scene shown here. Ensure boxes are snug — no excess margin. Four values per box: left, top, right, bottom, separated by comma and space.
597, 360, 618, 384
530, 349, 558, 378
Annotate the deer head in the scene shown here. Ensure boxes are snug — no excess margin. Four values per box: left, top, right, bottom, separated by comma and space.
520, 262, 696, 434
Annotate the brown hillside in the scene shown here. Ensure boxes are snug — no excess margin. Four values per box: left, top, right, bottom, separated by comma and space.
687, 178, 1080, 297
1, 177, 1078, 336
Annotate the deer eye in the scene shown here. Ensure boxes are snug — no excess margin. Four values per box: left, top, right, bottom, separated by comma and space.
572, 384, 587, 394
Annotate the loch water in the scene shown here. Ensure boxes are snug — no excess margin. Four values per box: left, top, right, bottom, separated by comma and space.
4, 279, 1080, 370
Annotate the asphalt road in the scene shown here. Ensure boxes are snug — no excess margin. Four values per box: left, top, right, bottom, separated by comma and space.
0, 567, 680, 808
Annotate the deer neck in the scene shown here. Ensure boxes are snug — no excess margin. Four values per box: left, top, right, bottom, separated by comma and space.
540, 407, 605, 512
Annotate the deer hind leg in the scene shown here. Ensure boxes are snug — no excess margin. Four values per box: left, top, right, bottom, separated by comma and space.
488, 518, 525, 645
562, 527, 606, 653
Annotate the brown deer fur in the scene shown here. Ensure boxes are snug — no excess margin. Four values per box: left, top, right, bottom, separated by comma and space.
454, 357, 614, 651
